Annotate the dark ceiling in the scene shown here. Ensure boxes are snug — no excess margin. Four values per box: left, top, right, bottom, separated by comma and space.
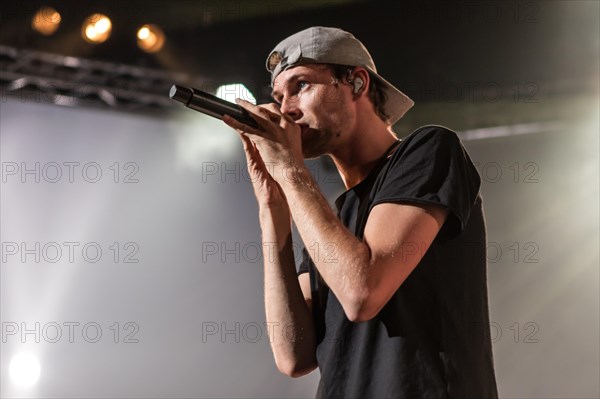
1, 0, 598, 104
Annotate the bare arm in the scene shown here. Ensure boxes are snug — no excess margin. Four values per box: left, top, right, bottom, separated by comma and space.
280, 166, 448, 322
221, 126, 316, 377
260, 207, 317, 377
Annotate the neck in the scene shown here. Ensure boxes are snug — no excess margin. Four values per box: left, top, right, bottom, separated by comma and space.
329, 116, 399, 190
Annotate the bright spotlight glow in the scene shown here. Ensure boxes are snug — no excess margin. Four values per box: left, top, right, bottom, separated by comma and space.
137, 24, 165, 53
85, 25, 98, 40
216, 84, 256, 105
9, 353, 41, 388
31, 7, 61, 36
138, 27, 150, 40
95, 18, 111, 34
82, 14, 112, 44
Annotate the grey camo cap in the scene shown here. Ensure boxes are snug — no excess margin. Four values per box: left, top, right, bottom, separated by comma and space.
266, 26, 414, 124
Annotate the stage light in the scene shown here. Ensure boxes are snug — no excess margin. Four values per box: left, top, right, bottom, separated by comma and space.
216, 84, 256, 105
9, 353, 41, 388
82, 14, 112, 44
31, 7, 61, 36
137, 24, 165, 53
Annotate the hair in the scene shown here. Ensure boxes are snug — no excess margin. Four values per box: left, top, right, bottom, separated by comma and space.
329, 64, 390, 123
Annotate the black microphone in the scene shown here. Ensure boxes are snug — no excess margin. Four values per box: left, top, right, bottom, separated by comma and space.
169, 85, 259, 129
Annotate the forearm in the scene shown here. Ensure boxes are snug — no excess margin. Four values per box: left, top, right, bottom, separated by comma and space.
278, 164, 372, 317
260, 207, 317, 376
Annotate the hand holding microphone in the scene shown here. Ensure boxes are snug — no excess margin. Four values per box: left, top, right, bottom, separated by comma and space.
169, 84, 303, 167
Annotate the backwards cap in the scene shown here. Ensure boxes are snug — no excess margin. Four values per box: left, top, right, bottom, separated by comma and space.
266, 26, 414, 123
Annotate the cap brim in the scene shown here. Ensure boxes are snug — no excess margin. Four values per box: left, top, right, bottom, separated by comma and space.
365, 66, 414, 124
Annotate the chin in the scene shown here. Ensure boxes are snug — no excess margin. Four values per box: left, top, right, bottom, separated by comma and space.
301, 140, 327, 159
301, 128, 330, 159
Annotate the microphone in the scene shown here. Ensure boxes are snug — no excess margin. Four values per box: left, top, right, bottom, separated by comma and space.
169, 85, 258, 129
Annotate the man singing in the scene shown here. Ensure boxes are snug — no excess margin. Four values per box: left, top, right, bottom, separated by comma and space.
223, 26, 498, 398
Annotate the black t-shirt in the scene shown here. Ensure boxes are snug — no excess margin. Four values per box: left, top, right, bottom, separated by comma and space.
298, 126, 498, 398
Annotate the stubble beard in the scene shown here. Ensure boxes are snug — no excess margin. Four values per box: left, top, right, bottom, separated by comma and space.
301, 127, 337, 159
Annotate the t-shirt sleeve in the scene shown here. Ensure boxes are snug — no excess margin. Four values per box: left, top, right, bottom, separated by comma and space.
370, 126, 481, 238
296, 247, 311, 276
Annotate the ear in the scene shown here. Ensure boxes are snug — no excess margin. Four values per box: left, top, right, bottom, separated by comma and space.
349, 67, 370, 96
352, 77, 364, 94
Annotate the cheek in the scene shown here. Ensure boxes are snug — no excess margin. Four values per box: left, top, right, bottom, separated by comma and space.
300, 85, 343, 107
304, 89, 346, 115
320, 94, 352, 126
321, 86, 346, 108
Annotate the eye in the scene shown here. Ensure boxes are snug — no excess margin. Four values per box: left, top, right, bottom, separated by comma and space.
297, 81, 308, 90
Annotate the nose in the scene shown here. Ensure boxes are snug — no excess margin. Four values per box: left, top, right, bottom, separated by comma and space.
280, 97, 302, 121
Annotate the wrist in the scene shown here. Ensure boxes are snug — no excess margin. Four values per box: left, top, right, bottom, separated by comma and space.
259, 204, 291, 225
259, 206, 292, 245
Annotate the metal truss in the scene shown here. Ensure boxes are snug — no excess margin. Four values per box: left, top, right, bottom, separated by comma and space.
0, 45, 196, 112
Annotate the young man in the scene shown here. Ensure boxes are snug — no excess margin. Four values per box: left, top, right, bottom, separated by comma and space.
223, 26, 498, 398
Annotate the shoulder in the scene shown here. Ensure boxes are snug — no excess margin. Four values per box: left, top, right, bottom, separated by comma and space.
401, 124, 461, 148
389, 124, 465, 164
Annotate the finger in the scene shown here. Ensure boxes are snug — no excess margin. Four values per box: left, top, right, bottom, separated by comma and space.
238, 130, 254, 153
260, 103, 283, 116
246, 101, 283, 122
264, 109, 286, 126
235, 99, 281, 129
279, 112, 296, 129
256, 102, 297, 129
237, 131, 263, 162
234, 100, 299, 138
222, 114, 264, 139
256, 107, 281, 123
230, 130, 269, 170
240, 112, 274, 135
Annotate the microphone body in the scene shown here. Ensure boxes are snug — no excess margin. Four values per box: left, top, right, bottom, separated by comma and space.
169, 85, 259, 129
